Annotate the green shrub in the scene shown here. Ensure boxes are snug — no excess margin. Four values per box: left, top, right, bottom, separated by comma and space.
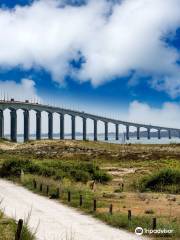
93, 170, 112, 183
0, 159, 31, 177
54, 170, 66, 180
37, 166, 56, 177
139, 168, 180, 193
0, 159, 111, 183
70, 169, 90, 183
36, 161, 111, 183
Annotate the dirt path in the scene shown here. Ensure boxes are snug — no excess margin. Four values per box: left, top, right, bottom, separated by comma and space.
0, 179, 147, 240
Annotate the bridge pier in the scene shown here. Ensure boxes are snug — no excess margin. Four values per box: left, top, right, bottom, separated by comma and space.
105, 122, 108, 141
0, 110, 4, 139
147, 128, 150, 139
158, 129, 161, 139
126, 125, 129, 140
36, 111, 41, 140
48, 112, 53, 140
71, 115, 76, 140
24, 110, 29, 142
168, 129, 171, 139
60, 114, 64, 140
94, 119, 97, 141
10, 109, 17, 142
0, 101, 179, 144
137, 126, 140, 140
83, 118, 87, 140
115, 124, 119, 140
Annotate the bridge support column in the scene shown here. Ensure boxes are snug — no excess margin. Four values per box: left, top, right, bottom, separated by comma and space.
24, 110, 29, 142
126, 125, 129, 140
168, 130, 171, 139
0, 110, 4, 139
71, 115, 76, 140
105, 122, 108, 141
158, 129, 161, 139
115, 124, 119, 140
137, 127, 140, 140
48, 112, 53, 140
83, 118, 87, 141
10, 109, 17, 142
147, 128, 150, 139
94, 119, 97, 141
60, 114, 64, 140
36, 111, 41, 140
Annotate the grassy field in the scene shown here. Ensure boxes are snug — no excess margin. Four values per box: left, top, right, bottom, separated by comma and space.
0, 139, 180, 239
0, 210, 35, 240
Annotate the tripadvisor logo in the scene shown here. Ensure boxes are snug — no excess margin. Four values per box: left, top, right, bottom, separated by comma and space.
135, 227, 174, 236
135, 227, 143, 236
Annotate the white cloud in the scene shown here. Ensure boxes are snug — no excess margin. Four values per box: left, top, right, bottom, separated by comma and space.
127, 100, 180, 128
0, 0, 180, 96
0, 78, 40, 101
0, 78, 41, 134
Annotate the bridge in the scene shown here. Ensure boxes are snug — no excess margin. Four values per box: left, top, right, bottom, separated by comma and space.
0, 99, 179, 142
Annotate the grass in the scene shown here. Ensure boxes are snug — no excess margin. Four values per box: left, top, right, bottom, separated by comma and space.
0, 210, 35, 240
95, 212, 180, 239
21, 174, 104, 211
20, 174, 180, 239
0, 139, 180, 239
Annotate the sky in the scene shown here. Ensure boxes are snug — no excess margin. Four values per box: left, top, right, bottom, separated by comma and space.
0, 0, 180, 134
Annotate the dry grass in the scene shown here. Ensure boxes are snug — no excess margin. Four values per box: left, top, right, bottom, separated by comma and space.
0, 210, 35, 240
0, 212, 15, 240
0, 139, 180, 239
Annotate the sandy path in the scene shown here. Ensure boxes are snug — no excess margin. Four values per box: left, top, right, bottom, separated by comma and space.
0, 179, 146, 240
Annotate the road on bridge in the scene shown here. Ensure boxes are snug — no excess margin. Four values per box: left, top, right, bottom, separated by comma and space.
0, 179, 147, 240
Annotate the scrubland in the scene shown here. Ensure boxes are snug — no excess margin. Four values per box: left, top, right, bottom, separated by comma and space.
0, 139, 180, 239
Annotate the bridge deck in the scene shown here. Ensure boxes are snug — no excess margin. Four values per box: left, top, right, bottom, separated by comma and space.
0, 100, 179, 131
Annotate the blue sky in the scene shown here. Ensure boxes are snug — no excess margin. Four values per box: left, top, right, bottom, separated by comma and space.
0, 0, 180, 128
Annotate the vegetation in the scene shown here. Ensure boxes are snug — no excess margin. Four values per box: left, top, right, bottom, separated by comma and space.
0, 158, 111, 183
20, 174, 180, 239
21, 174, 101, 210
0, 139, 180, 239
0, 210, 34, 240
95, 212, 180, 238
138, 168, 180, 193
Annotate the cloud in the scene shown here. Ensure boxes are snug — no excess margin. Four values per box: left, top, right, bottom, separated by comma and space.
0, 78, 41, 134
0, 0, 180, 96
126, 100, 180, 128
0, 78, 40, 101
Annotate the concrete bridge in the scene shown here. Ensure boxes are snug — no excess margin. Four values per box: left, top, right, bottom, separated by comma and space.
0, 99, 179, 142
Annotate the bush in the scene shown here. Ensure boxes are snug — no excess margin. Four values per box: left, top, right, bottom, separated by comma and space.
37, 166, 56, 177
93, 170, 112, 183
139, 168, 180, 193
54, 170, 66, 180
0, 158, 111, 183
0, 159, 32, 177
70, 169, 90, 183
